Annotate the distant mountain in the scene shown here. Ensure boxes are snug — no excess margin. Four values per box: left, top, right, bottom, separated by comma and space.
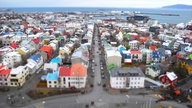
162, 4, 192, 9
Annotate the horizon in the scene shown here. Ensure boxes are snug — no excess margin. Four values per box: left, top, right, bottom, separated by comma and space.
0, 0, 192, 8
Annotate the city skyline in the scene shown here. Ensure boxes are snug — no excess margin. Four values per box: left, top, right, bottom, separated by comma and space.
0, 0, 192, 8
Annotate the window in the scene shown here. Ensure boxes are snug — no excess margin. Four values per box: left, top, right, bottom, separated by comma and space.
68, 77, 70, 80
54, 81, 57, 84
49, 81, 51, 83
11, 83, 13, 85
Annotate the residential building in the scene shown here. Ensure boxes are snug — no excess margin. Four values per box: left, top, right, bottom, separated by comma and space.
180, 59, 192, 74
8, 66, 29, 87
130, 50, 142, 62
46, 71, 59, 88
106, 49, 122, 67
0, 65, 11, 86
59, 64, 87, 88
129, 40, 139, 50
26, 53, 44, 74
39, 45, 53, 60
159, 72, 178, 85
71, 50, 89, 67
110, 67, 145, 89
44, 63, 58, 72
145, 63, 161, 78
141, 48, 153, 64
3, 52, 22, 68
50, 58, 62, 65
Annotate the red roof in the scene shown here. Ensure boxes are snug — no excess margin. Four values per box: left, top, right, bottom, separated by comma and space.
130, 50, 141, 54
40, 46, 53, 59
0, 69, 11, 75
131, 35, 139, 39
10, 43, 19, 49
59, 67, 71, 76
32, 38, 40, 45
149, 46, 157, 51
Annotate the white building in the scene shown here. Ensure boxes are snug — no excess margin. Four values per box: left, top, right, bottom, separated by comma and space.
8, 66, 29, 87
3, 52, 22, 68
110, 67, 145, 89
59, 64, 87, 88
141, 48, 153, 64
27, 53, 44, 74
46, 71, 59, 88
106, 49, 122, 67
129, 40, 139, 50
145, 64, 161, 78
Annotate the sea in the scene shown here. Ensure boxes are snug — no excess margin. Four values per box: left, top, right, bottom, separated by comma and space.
2, 7, 192, 24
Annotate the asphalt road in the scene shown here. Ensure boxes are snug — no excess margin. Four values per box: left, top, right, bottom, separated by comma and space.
0, 25, 189, 108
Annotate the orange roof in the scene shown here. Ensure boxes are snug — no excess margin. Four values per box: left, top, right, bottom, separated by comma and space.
149, 46, 157, 51
40, 46, 52, 51
70, 64, 87, 77
139, 36, 149, 42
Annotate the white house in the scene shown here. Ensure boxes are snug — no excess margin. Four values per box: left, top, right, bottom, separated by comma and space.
129, 40, 139, 50
130, 50, 143, 62
8, 66, 29, 87
145, 63, 161, 78
110, 67, 145, 89
106, 49, 122, 67
141, 48, 153, 64
59, 64, 87, 88
46, 71, 59, 88
44, 63, 58, 72
3, 52, 22, 68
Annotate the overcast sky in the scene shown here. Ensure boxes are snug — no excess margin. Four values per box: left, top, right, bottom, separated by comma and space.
0, 0, 192, 8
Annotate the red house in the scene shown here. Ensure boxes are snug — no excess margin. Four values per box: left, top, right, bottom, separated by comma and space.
39, 46, 53, 60
159, 72, 178, 84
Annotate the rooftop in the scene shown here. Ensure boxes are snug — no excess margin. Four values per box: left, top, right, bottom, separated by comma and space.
110, 67, 145, 77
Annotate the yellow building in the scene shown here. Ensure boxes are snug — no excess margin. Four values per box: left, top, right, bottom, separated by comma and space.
181, 59, 192, 74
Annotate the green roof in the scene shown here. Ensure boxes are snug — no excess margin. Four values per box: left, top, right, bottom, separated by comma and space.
123, 34, 130, 38
189, 54, 192, 60
108, 64, 116, 70
57, 36, 64, 41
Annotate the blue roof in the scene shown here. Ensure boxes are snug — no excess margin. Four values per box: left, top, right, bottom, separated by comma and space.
50, 58, 61, 63
119, 46, 126, 56
47, 71, 59, 80
102, 41, 108, 45
29, 54, 41, 63
41, 75, 47, 80
153, 52, 159, 59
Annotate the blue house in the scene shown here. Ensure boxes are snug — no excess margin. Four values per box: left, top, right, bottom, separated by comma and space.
46, 71, 59, 88
152, 51, 165, 63
27, 53, 44, 74
50, 57, 62, 65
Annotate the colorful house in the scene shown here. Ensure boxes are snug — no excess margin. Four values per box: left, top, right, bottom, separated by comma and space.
27, 53, 44, 74
59, 64, 87, 88
159, 72, 178, 85
180, 59, 192, 74
0, 65, 11, 86
39, 45, 53, 60
145, 63, 161, 78
46, 71, 59, 88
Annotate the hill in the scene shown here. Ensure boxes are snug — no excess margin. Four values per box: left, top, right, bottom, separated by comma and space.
162, 4, 192, 9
